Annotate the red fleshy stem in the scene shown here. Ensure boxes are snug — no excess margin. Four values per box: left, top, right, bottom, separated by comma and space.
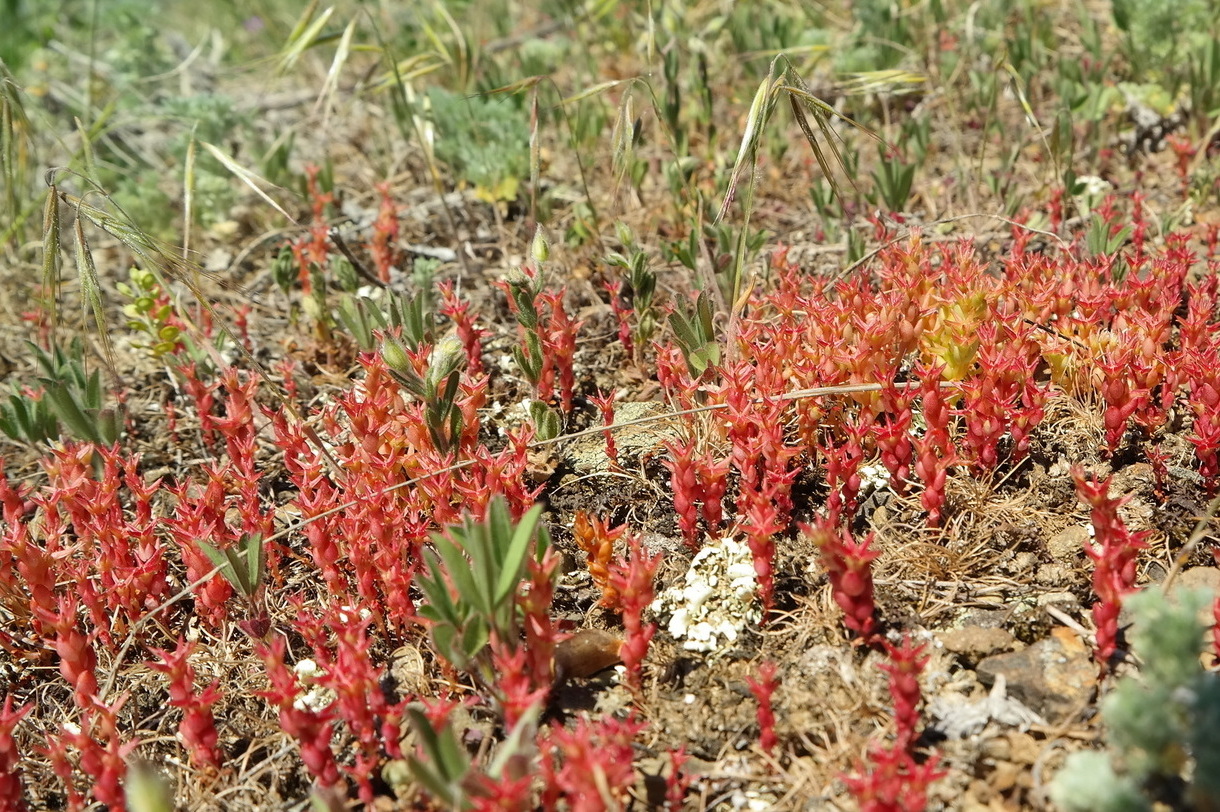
608, 535, 660, 694
745, 661, 780, 755
1072, 467, 1149, 668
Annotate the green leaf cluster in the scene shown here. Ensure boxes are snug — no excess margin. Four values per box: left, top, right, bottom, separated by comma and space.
116, 266, 182, 359
337, 288, 436, 354
1050, 588, 1220, 811
197, 533, 265, 600
416, 498, 549, 677
871, 144, 916, 213
383, 334, 466, 457
604, 224, 659, 350
387, 701, 540, 810
427, 87, 529, 203
668, 290, 720, 379
0, 338, 122, 448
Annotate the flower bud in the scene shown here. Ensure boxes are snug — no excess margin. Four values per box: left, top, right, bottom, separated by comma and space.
381, 336, 412, 379
530, 225, 550, 264
426, 335, 466, 391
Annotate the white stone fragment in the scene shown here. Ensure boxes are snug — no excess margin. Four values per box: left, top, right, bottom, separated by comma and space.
651, 535, 761, 655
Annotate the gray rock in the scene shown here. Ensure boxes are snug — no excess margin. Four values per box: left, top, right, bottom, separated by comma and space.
975, 627, 1096, 724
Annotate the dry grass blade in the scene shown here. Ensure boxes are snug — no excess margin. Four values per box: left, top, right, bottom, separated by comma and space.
529, 90, 540, 223
480, 75, 548, 220
610, 88, 636, 193
837, 69, 927, 96
71, 217, 114, 373
200, 141, 297, 225
1001, 62, 1054, 183
485, 75, 547, 98
313, 18, 357, 122
66, 192, 198, 285
422, 0, 472, 91
716, 67, 778, 227
40, 184, 62, 342
559, 78, 627, 106
183, 132, 196, 260
277, 1, 335, 76
1, 66, 29, 222
782, 78, 877, 203
1, 69, 37, 244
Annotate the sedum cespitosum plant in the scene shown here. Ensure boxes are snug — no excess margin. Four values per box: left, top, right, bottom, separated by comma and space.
1050, 587, 1220, 811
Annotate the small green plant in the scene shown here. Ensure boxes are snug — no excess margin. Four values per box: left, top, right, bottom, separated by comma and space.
668, 290, 720, 380
398, 704, 473, 808
704, 220, 768, 306
116, 266, 182, 359
197, 533, 265, 603
1049, 587, 1220, 811
337, 289, 436, 354
503, 267, 546, 387
663, 228, 700, 274
1186, 38, 1220, 137
501, 237, 563, 441
0, 381, 57, 448
427, 86, 529, 204
1111, 0, 1212, 87
388, 701, 540, 810
338, 257, 439, 352
604, 224, 659, 351
197, 532, 269, 639
1085, 212, 1133, 260
871, 144, 917, 213
415, 498, 550, 678
382, 334, 466, 457
809, 177, 846, 239
0, 338, 122, 448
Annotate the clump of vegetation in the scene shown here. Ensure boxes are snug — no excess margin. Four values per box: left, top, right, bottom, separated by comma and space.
1051, 587, 1220, 811
1, 1, 1219, 810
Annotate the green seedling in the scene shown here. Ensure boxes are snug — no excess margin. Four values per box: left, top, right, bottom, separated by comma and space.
383, 335, 466, 457
668, 290, 720, 380
604, 224, 659, 351
391, 699, 541, 810
871, 144, 917, 213
664, 228, 700, 274
1085, 213, 1133, 261
198, 532, 269, 640
401, 704, 473, 808
117, 266, 181, 359
337, 287, 436, 354
503, 261, 548, 394
528, 400, 560, 443
197, 533, 265, 601
0, 384, 58, 448
415, 498, 551, 678
0, 339, 123, 449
